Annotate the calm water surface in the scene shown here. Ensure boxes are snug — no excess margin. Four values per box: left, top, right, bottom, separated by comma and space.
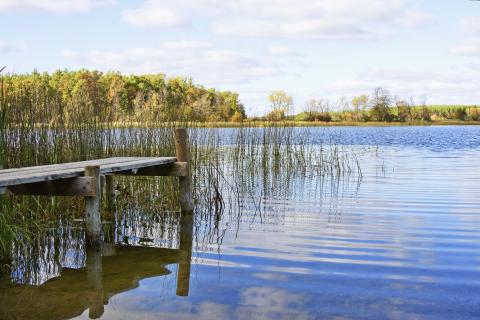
1, 126, 480, 320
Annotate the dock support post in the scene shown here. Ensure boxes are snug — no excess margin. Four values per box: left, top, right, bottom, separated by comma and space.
104, 175, 115, 213
174, 128, 194, 214
176, 210, 193, 296
86, 247, 104, 319
85, 166, 102, 247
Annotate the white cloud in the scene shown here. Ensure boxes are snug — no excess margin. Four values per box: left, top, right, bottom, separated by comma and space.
122, 2, 184, 28
162, 40, 211, 50
451, 38, 480, 56
325, 68, 480, 105
267, 45, 296, 56
0, 0, 114, 13
459, 16, 480, 34
399, 10, 433, 27
62, 41, 282, 85
122, 0, 431, 40
451, 16, 480, 56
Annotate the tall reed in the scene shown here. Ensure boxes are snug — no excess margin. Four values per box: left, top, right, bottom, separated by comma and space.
0, 74, 363, 279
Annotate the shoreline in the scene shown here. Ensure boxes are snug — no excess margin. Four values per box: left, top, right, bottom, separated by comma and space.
193, 120, 480, 128
11, 120, 480, 129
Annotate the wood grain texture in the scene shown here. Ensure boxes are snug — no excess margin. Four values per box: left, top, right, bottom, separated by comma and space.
7, 177, 95, 196
85, 166, 102, 247
174, 129, 194, 214
0, 157, 177, 187
111, 162, 187, 177
0, 157, 136, 175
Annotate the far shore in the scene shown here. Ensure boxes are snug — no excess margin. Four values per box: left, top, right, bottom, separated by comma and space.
17, 120, 480, 129
116, 120, 480, 128
190, 120, 480, 128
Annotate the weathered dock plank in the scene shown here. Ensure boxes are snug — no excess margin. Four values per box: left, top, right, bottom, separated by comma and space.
112, 162, 187, 177
100, 157, 177, 175
0, 157, 137, 175
0, 157, 177, 187
7, 177, 95, 196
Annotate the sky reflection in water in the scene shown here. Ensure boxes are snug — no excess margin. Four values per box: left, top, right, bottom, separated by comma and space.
1, 126, 480, 320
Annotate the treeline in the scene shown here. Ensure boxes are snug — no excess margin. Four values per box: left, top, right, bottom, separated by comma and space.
2, 74, 478, 126
0, 70, 246, 125
328, 104, 480, 122
262, 88, 480, 123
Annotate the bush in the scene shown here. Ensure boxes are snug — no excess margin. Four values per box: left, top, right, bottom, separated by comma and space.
230, 111, 244, 122
294, 112, 311, 121
266, 109, 286, 121
316, 112, 332, 122
454, 108, 467, 120
467, 107, 480, 121
294, 112, 331, 122
421, 106, 431, 121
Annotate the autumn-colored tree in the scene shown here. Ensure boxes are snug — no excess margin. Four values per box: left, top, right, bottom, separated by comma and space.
267, 90, 293, 121
394, 96, 412, 122
351, 95, 369, 121
0, 70, 243, 124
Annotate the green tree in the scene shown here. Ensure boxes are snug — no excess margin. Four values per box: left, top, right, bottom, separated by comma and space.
369, 87, 392, 121
0, 70, 244, 124
395, 98, 412, 122
351, 95, 368, 121
267, 90, 293, 120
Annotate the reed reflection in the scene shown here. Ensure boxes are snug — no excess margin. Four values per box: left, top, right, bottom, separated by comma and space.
0, 210, 194, 320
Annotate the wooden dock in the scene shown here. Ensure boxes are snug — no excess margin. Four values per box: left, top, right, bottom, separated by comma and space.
0, 128, 194, 246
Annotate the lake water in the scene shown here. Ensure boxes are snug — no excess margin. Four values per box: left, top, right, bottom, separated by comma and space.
1, 125, 480, 320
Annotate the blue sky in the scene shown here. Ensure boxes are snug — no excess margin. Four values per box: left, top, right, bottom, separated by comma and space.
1, 0, 479, 115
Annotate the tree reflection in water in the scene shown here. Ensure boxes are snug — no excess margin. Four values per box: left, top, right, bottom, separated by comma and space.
0, 211, 194, 320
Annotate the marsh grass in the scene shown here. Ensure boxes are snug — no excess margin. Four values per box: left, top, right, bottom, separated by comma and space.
0, 79, 363, 279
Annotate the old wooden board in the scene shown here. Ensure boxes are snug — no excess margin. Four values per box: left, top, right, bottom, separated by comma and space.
0, 157, 177, 188
0, 157, 137, 175
7, 177, 96, 196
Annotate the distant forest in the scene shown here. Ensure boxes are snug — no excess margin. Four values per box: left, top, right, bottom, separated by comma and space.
0, 70, 246, 125
1, 71, 479, 126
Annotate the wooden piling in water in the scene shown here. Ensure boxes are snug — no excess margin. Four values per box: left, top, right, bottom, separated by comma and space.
176, 211, 193, 296
174, 128, 194, 214
86, 247, 104, 319
104, 175, 115, 214
84, 166, 102, 247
